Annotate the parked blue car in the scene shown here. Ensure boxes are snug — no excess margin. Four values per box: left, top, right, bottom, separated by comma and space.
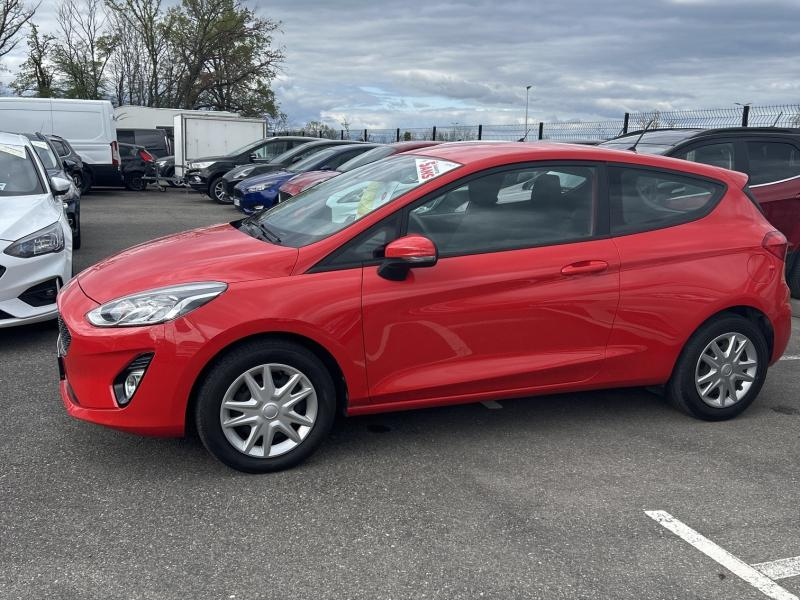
234, 143, 380, 214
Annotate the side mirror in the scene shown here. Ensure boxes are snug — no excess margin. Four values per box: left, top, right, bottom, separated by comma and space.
249, 153, 258, 163
378, 235, 438, 281
50, 176, 72, 196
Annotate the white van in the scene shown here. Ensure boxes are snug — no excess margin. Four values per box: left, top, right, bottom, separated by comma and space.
0, 98, 120, 190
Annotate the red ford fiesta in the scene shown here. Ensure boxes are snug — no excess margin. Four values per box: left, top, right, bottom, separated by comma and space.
57, 142, 792, 472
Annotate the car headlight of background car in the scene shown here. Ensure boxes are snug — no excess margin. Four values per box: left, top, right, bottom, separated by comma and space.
86, 282, 228, 327
190, 161, 214, 170
3, 222, 65, 258
246, 183, 272, 193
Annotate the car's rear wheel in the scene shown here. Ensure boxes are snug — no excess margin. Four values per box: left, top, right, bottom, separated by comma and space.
208, 176, 226, 203
667, 315, 768, 420
195, 340, 336, 473
124, 172, 147, 191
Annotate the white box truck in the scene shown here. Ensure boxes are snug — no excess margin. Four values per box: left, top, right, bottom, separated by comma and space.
173, 113, 267, 177
0, 98, 120, 190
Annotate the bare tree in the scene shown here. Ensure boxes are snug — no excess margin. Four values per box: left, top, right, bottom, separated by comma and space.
0, 0, 37, 63
53, 0, 112, 99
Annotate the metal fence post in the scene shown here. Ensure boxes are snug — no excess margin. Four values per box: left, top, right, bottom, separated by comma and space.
742, 105, 750, 127
432, 126, 437, 141
623, 112, 630, 134
363, 128, 368, 141
340, 130, 344, 140
396, 128, 400, 142
538, 122, 544, 140
478, 124, 482, 140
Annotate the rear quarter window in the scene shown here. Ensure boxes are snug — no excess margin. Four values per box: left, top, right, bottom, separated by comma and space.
746, 141, 800, 185
609, 166, 725, 235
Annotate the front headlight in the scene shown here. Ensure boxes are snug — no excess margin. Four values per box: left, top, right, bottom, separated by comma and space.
4, 222, 65, 258
191, 161, 214, 170
246, 183, 271, 193
86, 282, 228, 327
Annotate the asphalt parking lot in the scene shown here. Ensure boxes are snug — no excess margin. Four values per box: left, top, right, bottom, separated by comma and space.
1, 188, 799, 600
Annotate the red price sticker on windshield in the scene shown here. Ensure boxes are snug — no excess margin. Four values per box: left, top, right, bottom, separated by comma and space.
415, 158, 459, 182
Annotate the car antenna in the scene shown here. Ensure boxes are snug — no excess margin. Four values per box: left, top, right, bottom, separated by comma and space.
628, 119, 655, 152
771, 112, 783, 127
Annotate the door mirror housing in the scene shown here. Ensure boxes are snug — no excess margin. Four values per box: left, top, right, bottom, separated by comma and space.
249, 153, 258, 163
50, 176, 72, 196
378, 235, 438, 281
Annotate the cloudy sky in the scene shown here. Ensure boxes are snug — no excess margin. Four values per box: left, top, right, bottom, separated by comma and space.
3, 0, 799, 128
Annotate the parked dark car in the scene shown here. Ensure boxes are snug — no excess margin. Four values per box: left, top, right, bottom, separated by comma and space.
221, 140, 364, 204
601, 127, 800, 297
46, 134, 88, 194
234, 143, 381, 213
118, 142, 156, 191
23, 132, 83, 249
117, 128, 172, 158
185, 136, 319, 202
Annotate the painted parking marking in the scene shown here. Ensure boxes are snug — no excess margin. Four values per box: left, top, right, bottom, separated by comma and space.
779, 355, 800, 361
754, 557, 800, 581
481, 400, 503, 409
645, 510, 799, 600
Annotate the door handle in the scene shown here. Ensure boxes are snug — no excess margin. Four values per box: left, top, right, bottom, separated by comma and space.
561, 260, 609, 276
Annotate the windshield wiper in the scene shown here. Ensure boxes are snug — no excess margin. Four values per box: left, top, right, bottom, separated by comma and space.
254, 221, 282, 244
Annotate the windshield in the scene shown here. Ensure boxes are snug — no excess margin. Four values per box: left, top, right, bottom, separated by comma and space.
338, 146, 395, 172
26, 138, 60, 169
600, 141, 673, 155
245, 154, 461, 247
600, 130, 701, 156
289, 147, 339, 172
227, 139, 264, 157
0, 145, 46, 196
269, 143, 329, 166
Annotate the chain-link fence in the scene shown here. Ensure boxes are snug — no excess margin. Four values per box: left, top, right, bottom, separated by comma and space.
269, 104, 800, 143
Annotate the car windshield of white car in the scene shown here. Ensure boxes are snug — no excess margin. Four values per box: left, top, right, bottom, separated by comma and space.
250, 154, 461, 247
0, 145, 46, 196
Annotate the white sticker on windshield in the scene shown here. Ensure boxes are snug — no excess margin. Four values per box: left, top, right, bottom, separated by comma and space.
31, 141, 49, 149
0, 144, 26, 159
415, 158, 460, 182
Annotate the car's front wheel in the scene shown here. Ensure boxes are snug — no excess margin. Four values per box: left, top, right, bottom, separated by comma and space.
195, 340, 336, 473
667, 314, 768, 420
208, 176, 227, 203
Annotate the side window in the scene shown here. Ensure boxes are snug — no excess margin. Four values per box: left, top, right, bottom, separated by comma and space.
117, 130, 135, 145
325, 149, 364, 170
746, 141, 800, 185
608, 166, 724, 235
255, 141, 291, 159
674, 142, 735, 170
324, 213, 401, 268
406, 165, 598, 256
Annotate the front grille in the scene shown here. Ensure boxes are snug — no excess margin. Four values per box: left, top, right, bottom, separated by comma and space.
233, 186, 244, 200
57, 315, 72, 356
278, 191, 291, 203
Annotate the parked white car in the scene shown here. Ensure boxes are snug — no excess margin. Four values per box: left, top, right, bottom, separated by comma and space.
0, 132, 73, 328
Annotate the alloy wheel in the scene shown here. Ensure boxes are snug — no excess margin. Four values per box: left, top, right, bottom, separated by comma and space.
219, 363, 318, 458
694, 332, 758, 408
213, 180, 226, 202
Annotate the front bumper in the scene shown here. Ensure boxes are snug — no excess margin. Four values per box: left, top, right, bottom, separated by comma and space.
236, 188, 279, 215
185, 169, 209, 191
57, 280, 189, 436
0, 238, 72, 328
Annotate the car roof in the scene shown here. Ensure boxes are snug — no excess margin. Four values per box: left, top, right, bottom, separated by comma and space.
412, 141, 749, 187
606, 127, 800, 149
0, 131, 33, 147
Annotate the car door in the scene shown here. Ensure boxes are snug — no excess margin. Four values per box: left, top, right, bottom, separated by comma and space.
358, 163, 621, 408
741, 137, 800, 249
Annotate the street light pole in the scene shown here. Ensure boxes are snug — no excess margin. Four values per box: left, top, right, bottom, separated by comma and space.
524, 85, 532, 141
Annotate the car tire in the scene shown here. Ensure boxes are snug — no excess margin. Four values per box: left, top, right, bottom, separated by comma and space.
195, 340, 337, 473
208, 176, 226, 203
79, 169, 92, 194
667, 314, 768, 421
124, 172, 147, 191
787, 255, 800, 299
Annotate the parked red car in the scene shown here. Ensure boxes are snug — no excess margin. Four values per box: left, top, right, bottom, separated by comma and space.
57, 142, 792, 473
277, 140, 442, 201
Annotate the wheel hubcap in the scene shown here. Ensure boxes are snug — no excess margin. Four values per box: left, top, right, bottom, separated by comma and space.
214, 181, 225, 200
695, 332, 758, 408
220, 363, 317, 458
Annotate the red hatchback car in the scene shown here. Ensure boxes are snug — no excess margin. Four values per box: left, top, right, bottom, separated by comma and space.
57, 142, 792, 472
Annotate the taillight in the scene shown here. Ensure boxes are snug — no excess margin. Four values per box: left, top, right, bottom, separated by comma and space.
111, 141, 120, 166
762, 230, 788, 260
138, 149, 155, 162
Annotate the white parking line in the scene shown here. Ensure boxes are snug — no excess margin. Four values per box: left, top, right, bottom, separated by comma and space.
481, 400, 503, 409
779, 355, 800, 361
754, 557, 800, 580
645, 510, 798, 600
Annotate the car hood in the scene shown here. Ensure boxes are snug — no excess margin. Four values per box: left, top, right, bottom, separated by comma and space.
280, 171, 339, 195
0, 193, 62, 242
77, 223, 299, 303
226, 163, 285, 181
236, 170, 294, 191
